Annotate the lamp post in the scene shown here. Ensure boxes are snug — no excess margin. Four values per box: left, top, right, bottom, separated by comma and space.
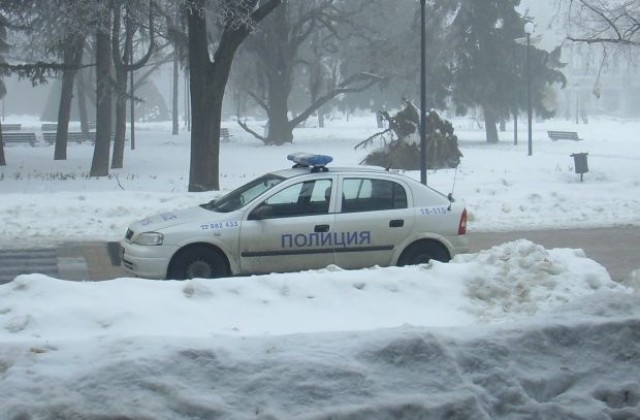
419, 0, 427, 185
524, 21, 534, 156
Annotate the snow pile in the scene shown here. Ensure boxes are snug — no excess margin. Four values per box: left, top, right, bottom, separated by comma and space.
0, 241, 629, 340
2, 241, 639, 418
457, 239, 623, 322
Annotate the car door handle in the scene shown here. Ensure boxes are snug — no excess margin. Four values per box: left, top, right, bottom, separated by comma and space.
315, 224, 330, 233
389, 219, 404, 228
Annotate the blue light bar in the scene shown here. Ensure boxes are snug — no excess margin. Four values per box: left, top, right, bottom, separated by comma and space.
287, 153, 333, 167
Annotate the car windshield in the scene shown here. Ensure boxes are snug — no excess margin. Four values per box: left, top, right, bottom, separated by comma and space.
201, 174, 285, 213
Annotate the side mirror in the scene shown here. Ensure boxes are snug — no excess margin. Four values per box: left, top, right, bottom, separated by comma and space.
249, 205, 271, 221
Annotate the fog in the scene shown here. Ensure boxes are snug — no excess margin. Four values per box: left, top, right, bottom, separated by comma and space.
2, 1, 638, 124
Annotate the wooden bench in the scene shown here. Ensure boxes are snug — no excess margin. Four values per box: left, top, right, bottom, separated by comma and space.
42, 122, 96, 132
43, 132, 95, 144
2, 124, 22, 131
221, 127, 231, 142
2, 132, 37, 146
547, 130, 582, 141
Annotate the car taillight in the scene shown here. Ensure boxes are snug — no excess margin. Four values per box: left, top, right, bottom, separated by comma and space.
458, 209, 467, 235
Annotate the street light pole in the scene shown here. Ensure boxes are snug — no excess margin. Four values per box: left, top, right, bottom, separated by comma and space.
524, 22, 534, 156
420, 0, 427, 185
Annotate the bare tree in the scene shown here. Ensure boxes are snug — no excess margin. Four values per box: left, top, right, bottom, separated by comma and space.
0, 1, 95, 161
53, 33, 85, 161
111, 0, 155, 169
90, 1, 113, 178
566, 0, 640, 46
186, 0, 281, 192
239, 0, 383, 145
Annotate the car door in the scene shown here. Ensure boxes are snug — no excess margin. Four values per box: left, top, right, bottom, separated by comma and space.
332, 176, 414, 269
238, 177, 336, 274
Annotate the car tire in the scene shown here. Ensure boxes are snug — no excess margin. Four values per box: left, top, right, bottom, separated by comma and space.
168, 245, 229, 280
397, 240, 450, 266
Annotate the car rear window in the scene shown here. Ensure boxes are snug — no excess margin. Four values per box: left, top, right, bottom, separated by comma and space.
341, 178, 407, 212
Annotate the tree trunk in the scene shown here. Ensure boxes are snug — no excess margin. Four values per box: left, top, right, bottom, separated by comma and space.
0, 125, 5, 166
189, 86, 222, 192
90, 7, 113, 177
111, 65, 127, 169
513, 110, 518, 145
482, 104, 499, 143
172, 52, 179, 135
76, 70, 91, 137
55, 34, 85, 161
110, 1, 154, 167
187, 0, 221, 192
266, 73, 293, 145
187, 0, 281, 191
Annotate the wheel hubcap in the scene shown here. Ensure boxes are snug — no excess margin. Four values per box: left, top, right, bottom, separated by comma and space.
187, 260, 212, 278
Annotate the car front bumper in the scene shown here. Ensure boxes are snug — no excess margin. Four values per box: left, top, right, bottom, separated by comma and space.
120, 241, 176, 279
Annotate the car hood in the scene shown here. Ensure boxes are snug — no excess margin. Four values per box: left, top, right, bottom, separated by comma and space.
130, 206, 217, 232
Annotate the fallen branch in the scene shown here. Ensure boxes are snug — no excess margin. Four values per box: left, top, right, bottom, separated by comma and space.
354, 128, 393, 150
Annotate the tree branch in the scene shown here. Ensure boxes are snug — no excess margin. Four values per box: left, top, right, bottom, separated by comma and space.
237, 119, 267, 143
248, 91, 269, 113
289, 72, 384, 128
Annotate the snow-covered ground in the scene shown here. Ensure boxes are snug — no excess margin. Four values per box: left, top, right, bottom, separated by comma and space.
1, 115, 639, 418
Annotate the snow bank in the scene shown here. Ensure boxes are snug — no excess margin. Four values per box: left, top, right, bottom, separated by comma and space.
1, 241, 639, 418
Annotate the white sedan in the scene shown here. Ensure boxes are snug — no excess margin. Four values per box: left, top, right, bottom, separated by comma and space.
121, 154, 468, 279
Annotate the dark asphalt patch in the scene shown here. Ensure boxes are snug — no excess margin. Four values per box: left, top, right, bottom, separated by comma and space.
106, 242, 122, 266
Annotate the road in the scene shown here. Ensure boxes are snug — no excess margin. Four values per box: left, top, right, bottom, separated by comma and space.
1, 227, 638, 284
0, 242, 125, 285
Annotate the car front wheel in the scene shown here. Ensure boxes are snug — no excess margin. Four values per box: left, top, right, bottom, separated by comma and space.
168, 245, 229, 280
397, 240, 450, 266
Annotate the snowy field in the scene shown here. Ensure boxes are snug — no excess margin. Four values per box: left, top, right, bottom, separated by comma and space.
1, 114, 640, 418
0, 115, 639, 247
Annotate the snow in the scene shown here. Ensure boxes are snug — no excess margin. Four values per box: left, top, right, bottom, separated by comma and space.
1, 115, 640, 418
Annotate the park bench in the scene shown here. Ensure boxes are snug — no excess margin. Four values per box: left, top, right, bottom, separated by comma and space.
43, 131, 95, 144
221, 127, 231, 142
2, 132, 37, 146
42, 122, 96, 132
547, 130, 582, 141
2, 123, 22, 131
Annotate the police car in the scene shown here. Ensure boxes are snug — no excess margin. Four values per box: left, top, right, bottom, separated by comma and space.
121, 153, 468, 280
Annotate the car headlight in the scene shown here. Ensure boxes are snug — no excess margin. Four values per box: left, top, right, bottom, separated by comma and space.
133, 232, 164, 246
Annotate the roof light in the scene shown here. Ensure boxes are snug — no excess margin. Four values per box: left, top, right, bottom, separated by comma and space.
287, 153, 333, 169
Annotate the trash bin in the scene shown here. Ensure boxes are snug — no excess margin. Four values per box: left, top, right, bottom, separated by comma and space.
570, 152, 588, 181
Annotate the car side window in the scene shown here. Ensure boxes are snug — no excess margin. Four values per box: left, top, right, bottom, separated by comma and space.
341, 178, 407, 213
250, 179, 332, 219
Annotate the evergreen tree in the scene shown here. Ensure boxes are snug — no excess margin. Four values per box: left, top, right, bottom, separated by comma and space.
448, 0, 566, 143
335, 0, 457, 115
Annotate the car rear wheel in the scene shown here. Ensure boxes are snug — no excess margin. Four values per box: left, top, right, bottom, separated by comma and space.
168, 245, 229, 280
397, 240, 450, 266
